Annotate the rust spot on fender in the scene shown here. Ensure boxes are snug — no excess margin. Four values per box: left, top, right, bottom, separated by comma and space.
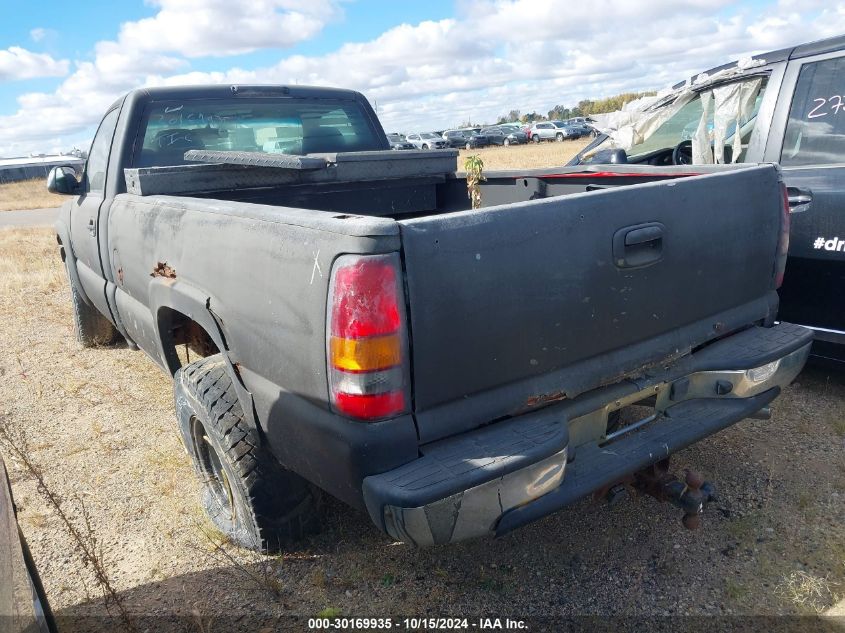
526, 390, 567, 407
150, 262, 176, 279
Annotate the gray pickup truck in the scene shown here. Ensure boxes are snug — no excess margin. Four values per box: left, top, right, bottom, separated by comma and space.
49, 84, 811, 551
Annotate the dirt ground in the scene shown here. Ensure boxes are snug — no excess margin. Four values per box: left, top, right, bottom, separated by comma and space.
0, 157, 843, 631
456, 138, 592, 170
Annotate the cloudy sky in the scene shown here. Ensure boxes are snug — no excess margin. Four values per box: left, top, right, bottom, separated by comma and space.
1, 0, 843, 156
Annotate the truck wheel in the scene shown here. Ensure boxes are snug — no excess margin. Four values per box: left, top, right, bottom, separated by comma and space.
65, 262, 120, 347
174, 355, 319, 551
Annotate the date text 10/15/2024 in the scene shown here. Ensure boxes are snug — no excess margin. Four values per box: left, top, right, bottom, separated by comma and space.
307, 617, 528, 630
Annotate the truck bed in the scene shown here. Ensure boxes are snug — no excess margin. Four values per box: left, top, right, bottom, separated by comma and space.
112, 158, 785, 446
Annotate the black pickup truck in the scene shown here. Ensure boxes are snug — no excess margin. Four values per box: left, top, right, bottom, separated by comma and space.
48, 84, 810, 550
574, 34, 845, 366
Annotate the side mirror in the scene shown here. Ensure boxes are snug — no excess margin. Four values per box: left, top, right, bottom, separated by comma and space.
47, 165, 79, 195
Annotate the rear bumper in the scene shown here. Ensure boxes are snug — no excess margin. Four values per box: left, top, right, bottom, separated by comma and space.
362, 323, 812, 545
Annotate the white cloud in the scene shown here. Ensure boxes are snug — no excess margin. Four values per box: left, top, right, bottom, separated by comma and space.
0, 0, 341, 155
2, 0, 845, 155
118, 0, 342, 58
0, 47, 69, 82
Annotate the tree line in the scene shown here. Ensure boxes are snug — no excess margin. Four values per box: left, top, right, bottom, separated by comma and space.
491, 90, 657, 125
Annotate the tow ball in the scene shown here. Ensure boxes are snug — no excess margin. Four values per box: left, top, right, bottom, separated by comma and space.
598, 458, 717, 530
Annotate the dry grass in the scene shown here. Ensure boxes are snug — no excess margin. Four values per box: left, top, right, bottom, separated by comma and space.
777, 570, 840, 614
0, 227, 64, 292
0, 179, 68, 212
457, 138, 591, 171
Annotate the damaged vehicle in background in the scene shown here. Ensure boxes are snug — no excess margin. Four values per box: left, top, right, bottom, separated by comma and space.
572, 34, 845, 366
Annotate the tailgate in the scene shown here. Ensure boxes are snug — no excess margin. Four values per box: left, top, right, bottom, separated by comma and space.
399, 165, 783, 442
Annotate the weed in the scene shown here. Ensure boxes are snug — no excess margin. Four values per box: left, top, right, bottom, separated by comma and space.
464, 155, 485, 209
380, 573, 396, 587
797, 492, 815, 510
777, 570, 840, 614
726, 514, 758, 546
311, 567, 328, 589
317, 607, 342, 618
828, 415, 845, 437
193, 523, 285, 596
0, 414, 137, 632
725, 578, 748, 601
23, 511, 48, 529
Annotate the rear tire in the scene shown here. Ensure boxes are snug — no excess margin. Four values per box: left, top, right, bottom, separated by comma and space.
65, 262, 120, 347
422, 144, 429, 150
466, 142, 472, 150
533, 135, 541, 143
174, 355, 320, 551
503, 138, 510, 146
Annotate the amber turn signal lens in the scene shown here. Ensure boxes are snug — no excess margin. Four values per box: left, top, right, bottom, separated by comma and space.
330, 334, 402, 372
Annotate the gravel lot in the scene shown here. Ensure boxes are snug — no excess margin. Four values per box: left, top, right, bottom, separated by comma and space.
0, 147, 843, 630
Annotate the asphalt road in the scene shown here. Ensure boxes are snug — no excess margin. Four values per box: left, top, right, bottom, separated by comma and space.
0, 207, 60, 228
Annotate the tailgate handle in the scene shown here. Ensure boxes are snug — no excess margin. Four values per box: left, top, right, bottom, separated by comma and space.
614, 222, 665, 269
625, 225, 663, 246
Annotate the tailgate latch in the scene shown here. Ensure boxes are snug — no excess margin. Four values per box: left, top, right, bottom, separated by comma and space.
612, 222, 665, 269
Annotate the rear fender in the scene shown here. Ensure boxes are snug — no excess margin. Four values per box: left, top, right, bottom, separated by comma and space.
149, 279, 258, 431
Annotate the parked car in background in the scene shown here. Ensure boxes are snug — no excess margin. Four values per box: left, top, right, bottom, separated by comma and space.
565, 120, 598, 138
387, 133, 415, 150
406, 132, 448, 150
1, 455, 56, 633
442, 129, 489, 149
482, 126, 527, 146
529, 121, 579, 142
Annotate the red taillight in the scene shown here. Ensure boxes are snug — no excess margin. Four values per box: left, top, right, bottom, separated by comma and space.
331, 260, 401, 338
334, 391, 405, 419
327, 254, 409, 421
775, 183, 791, 288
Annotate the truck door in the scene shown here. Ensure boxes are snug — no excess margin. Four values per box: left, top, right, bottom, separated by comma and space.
764, 50, 845, 358
69, 106, 120, 321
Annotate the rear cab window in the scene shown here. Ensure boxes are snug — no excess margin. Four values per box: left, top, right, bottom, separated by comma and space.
781, 56, 845, 166
132, 98, 384, 167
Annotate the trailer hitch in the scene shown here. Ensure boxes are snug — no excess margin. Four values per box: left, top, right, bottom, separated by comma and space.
596, 458, 716, 529
633, 459, 716, 529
